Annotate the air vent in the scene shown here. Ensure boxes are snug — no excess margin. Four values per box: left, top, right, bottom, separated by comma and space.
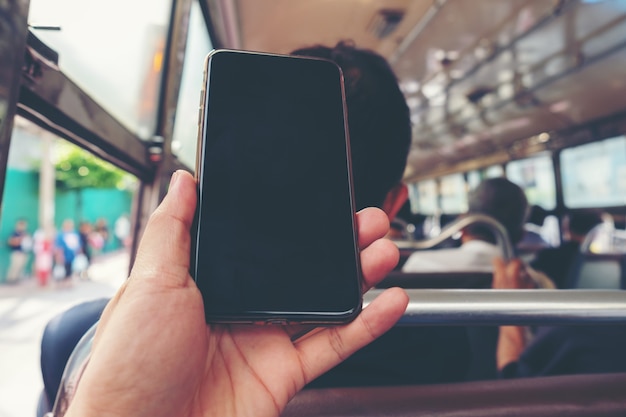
368, 9, 405, 39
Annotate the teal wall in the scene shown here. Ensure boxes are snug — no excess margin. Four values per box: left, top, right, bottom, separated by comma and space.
0, 168, 133, 282
0, 170, 39, 280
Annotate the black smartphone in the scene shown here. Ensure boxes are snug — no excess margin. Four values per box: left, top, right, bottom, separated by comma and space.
191, 49, 362, 324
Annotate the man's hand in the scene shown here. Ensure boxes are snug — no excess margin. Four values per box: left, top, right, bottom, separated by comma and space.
66, 170, 408, 417
492, 257, 530, 371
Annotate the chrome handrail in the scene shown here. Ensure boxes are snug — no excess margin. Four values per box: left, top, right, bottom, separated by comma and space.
49, 287, 626, 416
365, 289, 626, 325
394, 214, 514, 261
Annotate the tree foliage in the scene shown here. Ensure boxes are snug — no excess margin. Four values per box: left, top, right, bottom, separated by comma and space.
55, 143, 135, 190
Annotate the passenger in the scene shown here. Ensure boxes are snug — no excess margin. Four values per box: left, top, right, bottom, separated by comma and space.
493, 257, 626, 378
94, 217, 110, 250
530, 209, 603, 288
77, 221, 93, 280
401, 179, 551, 382
56, 171, 408, 417
293, 41, 471, 387
402, 177, 529, 273
53, 219, 82, 287
517, 204, 552, 253
292, 41, 411, 213
5, 218, 32, 284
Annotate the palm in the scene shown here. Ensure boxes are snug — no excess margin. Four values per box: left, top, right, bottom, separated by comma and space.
197, 325, 304, 417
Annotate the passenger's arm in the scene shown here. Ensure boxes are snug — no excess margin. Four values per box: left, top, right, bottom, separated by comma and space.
497, 325, 527, 371
64, 170, 408, 417
492, 258, 532, 371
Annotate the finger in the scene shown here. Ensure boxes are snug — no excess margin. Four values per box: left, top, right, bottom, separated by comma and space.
492, 257, 506, 289
356, 207, 390, 249
360, 238, 399, 291
129, 170, 197, 288
294, 287, 409, 384
505, 259, 525, 289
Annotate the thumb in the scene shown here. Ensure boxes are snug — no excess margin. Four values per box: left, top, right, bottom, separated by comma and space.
129, 170, 197, 288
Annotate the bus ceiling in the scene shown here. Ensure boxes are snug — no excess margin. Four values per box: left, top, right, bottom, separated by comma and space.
205, 0, 626, 182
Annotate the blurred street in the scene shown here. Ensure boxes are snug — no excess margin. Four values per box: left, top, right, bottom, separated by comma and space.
0, 250, 129, 417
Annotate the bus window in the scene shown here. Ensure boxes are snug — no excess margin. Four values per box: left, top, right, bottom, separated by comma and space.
0, 116, 135, 286
28, 0, 172, 139
467, 170, 482, 191
408, 179, 440, 238
560, 135, 626, 209
407, 183, 420, 215
484, 164, 504, 178
411, 179, 438, 216
171, 0, 214, 169
505, 153, 556, 210
440, 173, 468, 214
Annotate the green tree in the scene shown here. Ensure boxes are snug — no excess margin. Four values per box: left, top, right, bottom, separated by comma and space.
55, 143, 135, 190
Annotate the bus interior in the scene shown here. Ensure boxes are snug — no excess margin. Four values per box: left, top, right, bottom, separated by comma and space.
1, 0, 626, 416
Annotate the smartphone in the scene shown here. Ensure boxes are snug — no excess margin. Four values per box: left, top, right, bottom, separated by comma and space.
191, 49, 362, 324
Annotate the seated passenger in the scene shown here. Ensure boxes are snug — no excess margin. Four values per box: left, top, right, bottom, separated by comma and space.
517, 204, 552, 253
493, 257, 626, 378
402, 177, 528, 273
530, 209, 603, 288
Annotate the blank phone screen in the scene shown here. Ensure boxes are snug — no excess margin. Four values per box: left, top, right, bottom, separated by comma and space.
193, 50, 361, 321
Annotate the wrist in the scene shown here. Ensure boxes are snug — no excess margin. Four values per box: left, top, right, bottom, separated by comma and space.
497, 325, 527, 370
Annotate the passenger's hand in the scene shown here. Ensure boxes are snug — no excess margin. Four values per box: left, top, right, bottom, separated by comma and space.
492, 257, 534, 290
65, 170, 408, 417
492, 257, 532, 370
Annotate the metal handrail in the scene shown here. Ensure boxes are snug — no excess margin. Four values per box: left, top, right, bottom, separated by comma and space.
394, 214, 514, 261
48, 287, 626, 416
365, 289, 626, 326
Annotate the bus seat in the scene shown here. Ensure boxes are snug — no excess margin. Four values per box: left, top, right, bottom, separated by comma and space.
282, 373, 626, 417
375, 271, 498, 382
568, 253, 626, 289
39, 298, 108, 417
377, 270, 492, 289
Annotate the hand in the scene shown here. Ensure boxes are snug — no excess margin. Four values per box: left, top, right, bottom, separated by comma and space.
492, 257, 531, 370
492, 257, 534, 290
66, 170, 408, 417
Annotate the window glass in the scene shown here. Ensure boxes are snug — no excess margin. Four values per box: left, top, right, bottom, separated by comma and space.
1, 116, 135, 285
560, 136, 626, 208
413, 180, 438, 215
407, 183, 420, 214
28, 0, 172, 140
506, 153, 556, 210
171, 0, 213, 169
484, 164, 504, 178
440, 174, 468, 214
467, 170, 482, 190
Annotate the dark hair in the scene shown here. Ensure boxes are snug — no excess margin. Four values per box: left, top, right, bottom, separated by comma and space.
291, 41, 411, 210
465, 177, 528, 244
568, 209, 603, 237
526, 204, 548, 226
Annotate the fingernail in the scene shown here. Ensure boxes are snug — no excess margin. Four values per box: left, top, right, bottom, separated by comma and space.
169, 170, 180, 190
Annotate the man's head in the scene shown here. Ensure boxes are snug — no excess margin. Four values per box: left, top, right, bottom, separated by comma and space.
15, 219, 27, 232
291, 41, 411, 215
565, 209, 604, 242
465, 177, 528, 245
62, 219, 75, 232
